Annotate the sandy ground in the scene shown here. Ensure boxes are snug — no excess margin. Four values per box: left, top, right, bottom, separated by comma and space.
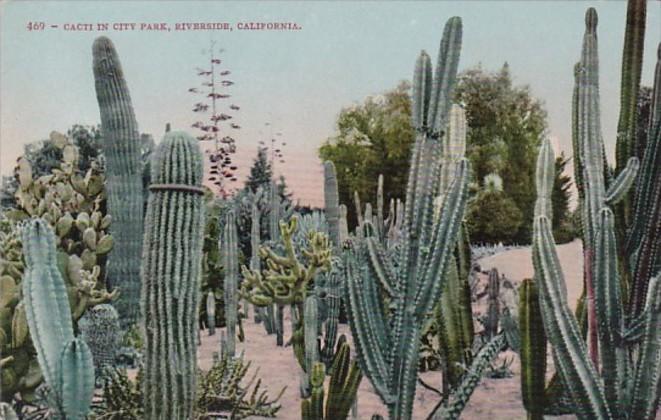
194, 240, 585, 419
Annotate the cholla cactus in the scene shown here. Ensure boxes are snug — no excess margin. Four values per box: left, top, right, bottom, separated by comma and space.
141, 131, 205, 419
79, 303, 121, 380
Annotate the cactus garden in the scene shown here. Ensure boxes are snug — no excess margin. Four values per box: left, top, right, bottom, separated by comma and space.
1, 1, 660, 419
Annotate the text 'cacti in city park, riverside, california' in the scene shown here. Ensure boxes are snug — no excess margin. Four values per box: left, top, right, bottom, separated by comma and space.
141, 131, 205, 419
93, 36, 145, 329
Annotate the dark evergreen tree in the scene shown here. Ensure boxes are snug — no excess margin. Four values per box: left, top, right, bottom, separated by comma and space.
244, 146, 273, 193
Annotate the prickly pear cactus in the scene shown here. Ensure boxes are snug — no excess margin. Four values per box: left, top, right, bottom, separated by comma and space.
0, 132, 114, 403
78, 304, 121, 380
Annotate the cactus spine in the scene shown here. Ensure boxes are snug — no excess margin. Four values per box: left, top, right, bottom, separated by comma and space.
21, 219, 95, 418
92, 36, 144, 329
344, 17, 470, 419
141, 132, 205, 419
222, 210, 238, 358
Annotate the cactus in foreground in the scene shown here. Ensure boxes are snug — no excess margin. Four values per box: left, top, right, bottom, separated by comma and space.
222, 210, 239, 358
531, 8, 661, 413
21, 219, 95, 418
141, 132, 205, 419
93, 36, 144, 329
344, 17, 472, 419
300, 295, 320, 397
79, 303, 121, 380
301, 340, 362, 420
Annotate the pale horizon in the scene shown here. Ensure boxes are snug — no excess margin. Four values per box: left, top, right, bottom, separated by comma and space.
1, 1, 659, 207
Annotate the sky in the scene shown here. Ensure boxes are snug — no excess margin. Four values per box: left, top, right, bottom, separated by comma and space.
1, 1, 659, 207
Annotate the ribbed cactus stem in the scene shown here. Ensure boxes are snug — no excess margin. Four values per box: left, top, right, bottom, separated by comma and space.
376, 174, 384, 240
222, 210, 239, 358
324, 161, 341, 247
92, 36, 144, 329
59, 338, 95, 420
206, 291, 216, 336
301, 295, 319, 397
339, 204, 350, 243
519, 279, 547, 420
485, 268, 501, 339
354, 191, 363, 229
436, 104, 467, 217
21, 219, 74, 399
269, 179, 280, 242
141, 132, 204, 419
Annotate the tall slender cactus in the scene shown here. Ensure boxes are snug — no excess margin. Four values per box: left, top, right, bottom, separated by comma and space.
141, 132, 205, 419
92, 36, 144, 329
344, 17, 473, 419
221, 210, 239, 358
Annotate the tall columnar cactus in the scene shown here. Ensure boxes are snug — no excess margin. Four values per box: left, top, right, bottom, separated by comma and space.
93, 36, 144, 329
344, 17, 477, 419
484, 268, 501, 339
221, 210, 239, 358
21, 219, 95, 419
78, 303, 121, 380
532, 9, 661, 413
339, 205, 350, 243
141, 132, 205, 419
518, 279, 546, 420
324, 161, 341, 248
436, 104, 467, 216
300, 295, 320, 397
206, 291, 216, 336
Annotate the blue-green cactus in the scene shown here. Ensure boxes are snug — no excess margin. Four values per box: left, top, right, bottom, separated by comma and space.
221, 209, 239, 358
141, 131, 205, 419
343, 17, 470, 419
21, 218, 95, 418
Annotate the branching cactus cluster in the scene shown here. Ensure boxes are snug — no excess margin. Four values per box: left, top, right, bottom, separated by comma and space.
93, 37, 145, 329
343, 17, 502, 419
141, 132, 205, 419
21, 219, 95, 419
529, 5, 661, 417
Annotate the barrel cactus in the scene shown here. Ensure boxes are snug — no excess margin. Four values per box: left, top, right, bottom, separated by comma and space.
141, 131, 205, 419
78, 304, 121, 381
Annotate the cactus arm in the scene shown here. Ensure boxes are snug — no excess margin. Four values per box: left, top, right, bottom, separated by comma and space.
593, 208, 627, 416
535, 138, 555, 220
326, 341, 362, 419
354, 191, 364, 229
604, 157, 639, 205
629, 273, 661, 419
431, 334, 505, 420
376, 174, 385, 240
21, 219, 75, 398
301, 295, 320, 396
615, 0, 646, 173
344, 249, 394, 404
59, 338, 95, 420
533, 216, 611, 419
365, 234, 397, 296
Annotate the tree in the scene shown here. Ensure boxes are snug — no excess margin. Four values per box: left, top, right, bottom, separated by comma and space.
244, 146, 273, 193
319, 81, 414, 228
454, 63, 548, 243
552, 152, 575, 243
467, 188, 523, 244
